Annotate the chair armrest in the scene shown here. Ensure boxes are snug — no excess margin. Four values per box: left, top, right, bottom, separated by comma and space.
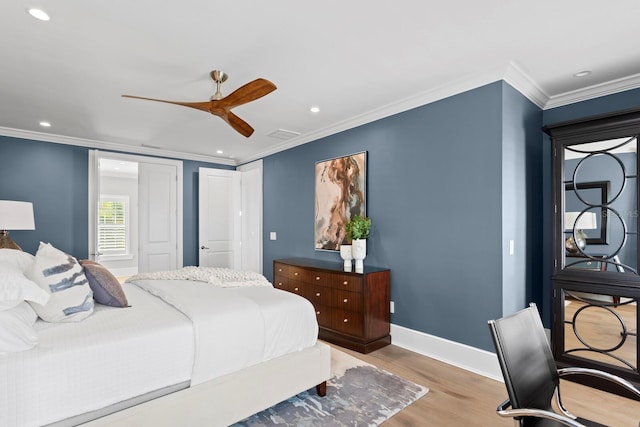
496, 398, 585, 427
558, 367, 640, 399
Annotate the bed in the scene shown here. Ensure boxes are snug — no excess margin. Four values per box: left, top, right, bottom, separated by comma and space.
0, 246, 331, 427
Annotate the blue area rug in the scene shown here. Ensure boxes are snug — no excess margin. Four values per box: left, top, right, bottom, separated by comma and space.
232, 349, 428, 426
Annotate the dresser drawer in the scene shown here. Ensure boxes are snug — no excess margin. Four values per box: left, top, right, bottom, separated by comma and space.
302, 285, 332, 306
333, 274, 363, 293
274, 263, 309, 281
332, 309, 364, 336
332, 289, 363, 312
305, 270, 333, 287
273, 263, 289, 277
289, 267, 310, 282
273, 273, 288, 291
312, 304, 331, 328
287, 281, 305, 296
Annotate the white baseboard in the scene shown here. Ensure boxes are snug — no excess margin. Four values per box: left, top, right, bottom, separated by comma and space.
390, 323, 504, 382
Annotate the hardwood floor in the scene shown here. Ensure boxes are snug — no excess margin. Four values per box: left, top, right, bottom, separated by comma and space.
334, 343, 640, 426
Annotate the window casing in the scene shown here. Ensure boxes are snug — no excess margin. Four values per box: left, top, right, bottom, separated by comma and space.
98, 195, 129, 257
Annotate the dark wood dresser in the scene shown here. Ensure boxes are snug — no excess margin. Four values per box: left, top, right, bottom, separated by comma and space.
273, 257, 390, 353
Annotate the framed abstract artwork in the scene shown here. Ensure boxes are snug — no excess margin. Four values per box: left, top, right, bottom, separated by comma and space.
314, 151, 366, 251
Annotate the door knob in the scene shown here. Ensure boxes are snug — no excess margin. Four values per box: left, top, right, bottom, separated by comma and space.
200, 246, 210, 250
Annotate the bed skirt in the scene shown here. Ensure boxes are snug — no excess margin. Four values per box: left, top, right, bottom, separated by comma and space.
81, 341, 331, 427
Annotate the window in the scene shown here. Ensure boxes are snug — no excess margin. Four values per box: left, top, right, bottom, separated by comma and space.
98, 195, 129, 256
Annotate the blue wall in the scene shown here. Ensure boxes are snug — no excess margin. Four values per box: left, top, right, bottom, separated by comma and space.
501, 82, 544, 316
263, 81, 543, 351
0, 137, 88, 256
0, 136, 231, 266
6, 78, 594, 352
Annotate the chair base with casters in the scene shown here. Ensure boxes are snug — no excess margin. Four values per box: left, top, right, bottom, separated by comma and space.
488, 303, 640, 427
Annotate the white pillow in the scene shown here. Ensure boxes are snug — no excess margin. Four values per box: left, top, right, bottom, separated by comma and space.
26, 242, 94, 322
0, 301, 39, 354
0, 267, 50, 311
0, 248, 35, 273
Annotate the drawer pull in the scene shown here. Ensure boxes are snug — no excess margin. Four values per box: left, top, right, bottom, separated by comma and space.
294, 272, 299, 276
278, 268, 282, 272
343, 281, 348, 285
316, 310, 321, 315
294, 287, 299, 291
343, 318, 349, 323
278, 282, 283, 286
343, 298, 348, 303
316, 292, 321, 297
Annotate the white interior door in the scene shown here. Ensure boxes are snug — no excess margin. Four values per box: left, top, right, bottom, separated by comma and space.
238, 160, 263, 273
138, 162, 178, 273
198, 168, 241, 268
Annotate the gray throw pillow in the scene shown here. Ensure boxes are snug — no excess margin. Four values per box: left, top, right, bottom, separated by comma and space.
81, 261, 129, 308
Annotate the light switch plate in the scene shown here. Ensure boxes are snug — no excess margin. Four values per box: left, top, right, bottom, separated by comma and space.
270, 232, 277, 240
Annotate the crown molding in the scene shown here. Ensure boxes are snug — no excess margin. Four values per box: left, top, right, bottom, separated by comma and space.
0, 126, 236, 166
239, 64, 516, 164
240, 63, 640, 164
6, 62, 640, 166
502, 62, 549, 109
544, 72, 640, 110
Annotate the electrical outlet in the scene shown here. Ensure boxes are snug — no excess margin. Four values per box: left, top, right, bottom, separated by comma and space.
390, 301, 395, 314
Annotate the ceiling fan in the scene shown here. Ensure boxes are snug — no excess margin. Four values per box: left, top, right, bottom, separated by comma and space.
122, 70, 276, 137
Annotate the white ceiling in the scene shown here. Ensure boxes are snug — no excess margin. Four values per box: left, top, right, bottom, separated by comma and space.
2, 1, 640, 166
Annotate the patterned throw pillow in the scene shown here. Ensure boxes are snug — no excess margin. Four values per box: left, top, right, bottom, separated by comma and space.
26, 242, 94, 322
80, 260, 129, 307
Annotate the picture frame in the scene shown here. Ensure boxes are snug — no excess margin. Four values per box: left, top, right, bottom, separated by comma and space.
565, 180, 609, 245
314, 151, 366, 251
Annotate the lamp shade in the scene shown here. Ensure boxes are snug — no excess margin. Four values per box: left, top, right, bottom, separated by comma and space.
565, 211, 597, 230
0, 201, 35, 230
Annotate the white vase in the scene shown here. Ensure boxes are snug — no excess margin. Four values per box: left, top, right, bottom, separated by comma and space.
351, 239, 366, 273
339, 244, 353, 272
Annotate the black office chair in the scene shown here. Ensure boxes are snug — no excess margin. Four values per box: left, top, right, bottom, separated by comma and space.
488, 303, 640, 427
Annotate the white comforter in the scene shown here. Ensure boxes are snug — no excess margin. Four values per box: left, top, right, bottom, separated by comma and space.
131, 278, 319, 385
1, 283, 195, 427
1, 274, 319, 427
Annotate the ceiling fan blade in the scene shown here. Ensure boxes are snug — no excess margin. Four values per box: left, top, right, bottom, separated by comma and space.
221, 111, 254, 137
122, 94, 212, 113
216, 78, 277, 109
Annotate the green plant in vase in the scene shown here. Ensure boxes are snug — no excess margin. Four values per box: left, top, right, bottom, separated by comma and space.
345, 215, 371, 273
345, 215, 371, 241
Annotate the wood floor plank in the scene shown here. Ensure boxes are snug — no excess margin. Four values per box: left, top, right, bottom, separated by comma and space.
332, 343, 640, 426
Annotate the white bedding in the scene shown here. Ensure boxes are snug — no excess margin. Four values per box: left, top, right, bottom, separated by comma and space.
131, 279, 319, 385
1, 273, 319, 427
0, 283, 194, 427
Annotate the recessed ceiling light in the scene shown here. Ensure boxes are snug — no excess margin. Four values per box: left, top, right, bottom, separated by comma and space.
27, 8, 50, 21
310, 106, 320, 113
574, 70, 592, 78
39, 121, 51, 127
